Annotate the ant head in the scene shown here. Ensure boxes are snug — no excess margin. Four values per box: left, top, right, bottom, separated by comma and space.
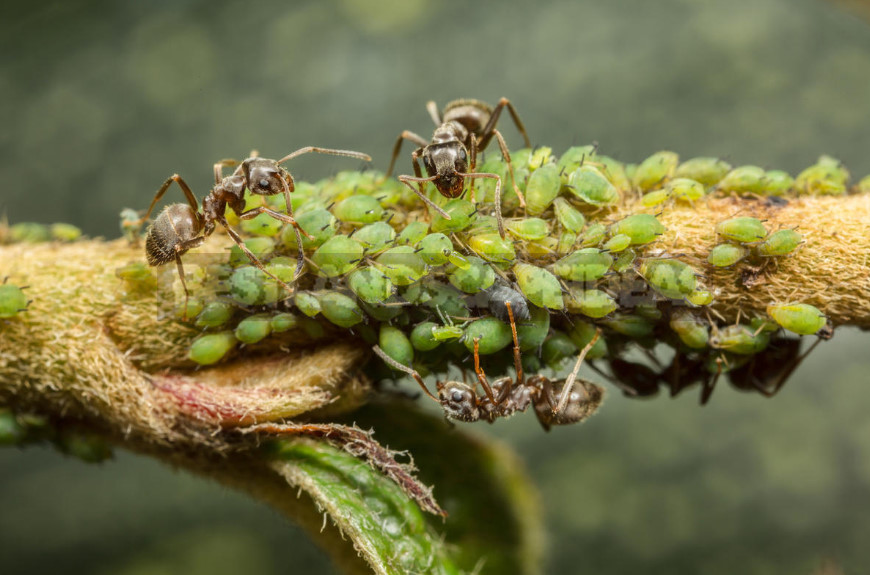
436, 380, 480, 422
423, 142, 468, 198
242, 158, 288, 196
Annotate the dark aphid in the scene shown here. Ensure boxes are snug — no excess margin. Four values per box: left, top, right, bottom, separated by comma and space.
139, 147, 371, 313
483, 283, 531, 323
385, 98, 532, 238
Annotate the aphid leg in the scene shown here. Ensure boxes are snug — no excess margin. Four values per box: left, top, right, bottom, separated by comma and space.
493, 128, 526, 209
172, 235, 205, 321
385, 131, 429, 179
472, 337, 497, 403
700, 355, 724, 405
553, 329, 601, 414
505, 301, 524, 387
398, 174, 451, 219
213, 159, 238, 184
277, 146, 372, 166
478, 97, 532, 150
137, 174, 199, 230
372, 345, 438, 401
458, 172, 503, 238
220, 218, 295, 297
425, 100, 442, 126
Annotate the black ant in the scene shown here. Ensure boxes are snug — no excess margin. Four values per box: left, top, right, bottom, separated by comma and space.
385, 98, 532, 239
138, 147, 370, 312
373, 303, 604, 431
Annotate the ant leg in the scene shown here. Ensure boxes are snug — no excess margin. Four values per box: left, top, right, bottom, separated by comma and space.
505, 301, 523, 387
478, 97, 532, 150
467, 134, 479, 204
426, 101, 442, 126
398, 174, 451, 219
238, 206, 313, 280
214, 159, 238, 184
172, 235, 206, 321
385, 131, 429, 179
137, 174, 199, 229
457, 172, 503, 238
372, 345, 439, 401
768, 337, 824, 396
473, 338, 497, 403
553, 329, 601, 414
277, 146, 371, 166
493, 128, 526, 209
220, 218, 296, 296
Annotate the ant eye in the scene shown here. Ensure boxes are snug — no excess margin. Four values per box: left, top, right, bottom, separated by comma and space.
451, 391, 464, 403
259, 178, 270, 189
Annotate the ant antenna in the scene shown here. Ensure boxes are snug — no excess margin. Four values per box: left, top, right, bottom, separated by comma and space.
372, 345, 438, 401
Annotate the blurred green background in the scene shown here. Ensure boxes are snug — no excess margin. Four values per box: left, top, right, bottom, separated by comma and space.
2, 0, 870, 573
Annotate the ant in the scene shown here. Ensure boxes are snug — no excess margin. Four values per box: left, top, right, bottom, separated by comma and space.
385, 98, 532, 239
373, 302, 604, 431
138, 147, 370, 312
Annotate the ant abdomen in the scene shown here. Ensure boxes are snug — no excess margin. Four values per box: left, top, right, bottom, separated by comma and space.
145, 204, 202, 266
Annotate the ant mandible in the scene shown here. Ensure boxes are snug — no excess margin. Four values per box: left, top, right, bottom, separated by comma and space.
385, 98, 532, 239
139, 147, 371, 309
373, 302, 604, 431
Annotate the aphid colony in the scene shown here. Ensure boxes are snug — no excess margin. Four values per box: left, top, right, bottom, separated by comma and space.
126, 141, 850, 427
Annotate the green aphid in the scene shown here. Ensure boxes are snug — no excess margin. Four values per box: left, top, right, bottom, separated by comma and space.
580, 223, 607, 247
526, 237, 558, 258
566, 320, 607, 359
857, 174, 870, 194
229, 266, 278, 306
55, 432, 114, 464
410, 322, 440, 352
404, 279, 470, 317
553, 248, 613, 282
595, 155, 632, 190
757, 229, 802, 256
674, 157, 732, 187
715, 217, 768, 243
669, 309, 709, 349
447, 251, 471, 269
448, 256, 496, 293
229, 237, 274, 267
374, 246, 427, 286
529, 146, 554, 169
686, 288, 714, 306
50, 223, 82, 242
318, 292, 364, 328
716, 165, 767, 194
299, 317, 327, 340
704, 353, 751, 376
568, 288, 617, 318
474, 156, 509, 204
417, 233, 453, 265
553, 197, 586, 233
602, 233, 631, 253
513, 262, 564, 310
235, 314, 273, 345
468, 233, 516, 264
557, 232, 577, 255
281, 209, 336, 250
262, 260, 296, 287
506, 217, 550, 241
295, 291, 322, 317
431, 199, 477, 233
707, 243, 748, 267
639, 258, 697, 300
567, 165, 620, 206
666, 178, 706, 203
795, 155, 849, 196
175, 298, 204, 322
512, 148, 533, 169
634, 302, 662, 321
396, 221, 429, 246
195, 301, 234, 328
466, 215, 500, 236
632, 151, 679, 191
347, 267, 393, 304
189, 331, 237, 366
310, 236, 364, 277
0, 410, 25, 445
10, 222, 51, 243
611, 214, 666, 245
600, 313, 655, 338
0, 283, 28, 319
115, 262, 158, 292
360, 300, 405, 322
379, 325, 414, 367
766, 303, 827, 335
352, 221, 396, 254
432, 324, 464, 341
120, 208, 141, 243
332, 195, 384, 225
240, 212, 284, 237
463, 317, 513, 355
763, 170, 794, 196
557, 145, 597, 176
525, 163, 561, 216
516, 306, 550, 351
541, 331, 578, 369
613, 248, 637, 273
749, 317, 780, 333
270, 312, 299, 333
640, 189, 671, 208
710, 324, 770, 355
